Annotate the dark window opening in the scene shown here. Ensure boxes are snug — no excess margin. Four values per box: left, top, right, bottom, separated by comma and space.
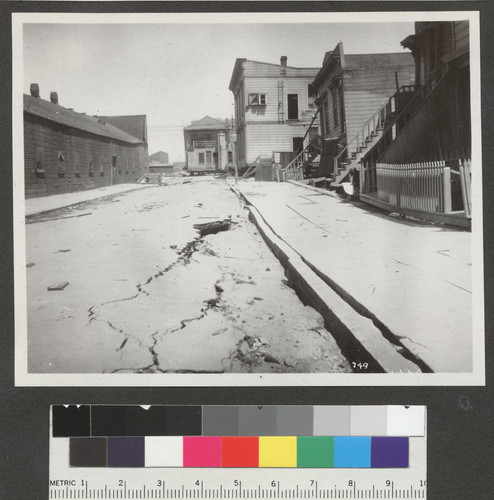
228, 151, 233, 163
331, 87, 339, 128
74, 153, 81, 178
287, 94, 298, 120
35, 147, 45, 178
293, 137, 304, 153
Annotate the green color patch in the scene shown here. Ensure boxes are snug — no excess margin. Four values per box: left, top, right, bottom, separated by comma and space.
297, 436, 334, 468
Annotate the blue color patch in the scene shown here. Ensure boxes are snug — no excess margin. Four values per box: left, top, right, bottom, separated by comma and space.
334, 437, 371, 467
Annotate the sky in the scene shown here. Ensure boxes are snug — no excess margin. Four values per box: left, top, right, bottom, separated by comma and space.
23, 17, 416, 162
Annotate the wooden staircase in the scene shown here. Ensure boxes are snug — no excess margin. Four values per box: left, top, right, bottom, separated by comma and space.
279, 135, 325, 181
332, 86, 415, 185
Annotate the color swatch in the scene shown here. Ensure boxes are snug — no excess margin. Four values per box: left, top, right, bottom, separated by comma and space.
52, 405, 421, 469
67, 435, 409, 468
53, 405, 425, 437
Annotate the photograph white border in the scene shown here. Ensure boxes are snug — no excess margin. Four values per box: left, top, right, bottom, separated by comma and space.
13, 10, 484, 386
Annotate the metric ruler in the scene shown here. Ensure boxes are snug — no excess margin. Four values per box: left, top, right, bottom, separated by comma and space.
49, 405, 427, 499
48, 472, 427, 499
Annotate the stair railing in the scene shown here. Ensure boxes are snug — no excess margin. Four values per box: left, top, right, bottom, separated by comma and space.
333, 85, 417, 179
283, 134, 324, 173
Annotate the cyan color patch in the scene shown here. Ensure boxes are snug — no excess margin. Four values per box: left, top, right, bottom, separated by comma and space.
334, 437, 371, 468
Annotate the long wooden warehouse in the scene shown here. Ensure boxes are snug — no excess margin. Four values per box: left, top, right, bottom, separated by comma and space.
24, 90, 149, 198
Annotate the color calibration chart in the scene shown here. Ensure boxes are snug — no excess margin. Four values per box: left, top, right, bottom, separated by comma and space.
50, 405, 427, 499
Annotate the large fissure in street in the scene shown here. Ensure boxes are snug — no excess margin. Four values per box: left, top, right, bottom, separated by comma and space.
26, 180, 351, 374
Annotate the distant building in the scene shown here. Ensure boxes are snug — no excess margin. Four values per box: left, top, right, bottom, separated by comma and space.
183, 116, 231, 175
311, 42, 415, 182
95, 114, 148, 152
24, 86, 148, 198
229, 56, 320, 169
149, 151, 169, 164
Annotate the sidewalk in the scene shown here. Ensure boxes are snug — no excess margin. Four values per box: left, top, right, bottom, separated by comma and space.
24, 183, 156, 216
236, 179, 473, 373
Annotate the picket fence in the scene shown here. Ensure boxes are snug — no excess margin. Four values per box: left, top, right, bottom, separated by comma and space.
376, 160, 471, 214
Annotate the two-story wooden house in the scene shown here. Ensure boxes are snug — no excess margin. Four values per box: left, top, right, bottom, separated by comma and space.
228, 57, 320, 170
183, 116, 231, 175
311, 42, 415, 183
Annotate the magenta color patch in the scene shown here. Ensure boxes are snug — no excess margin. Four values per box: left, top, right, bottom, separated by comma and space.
183, 437, 222, 467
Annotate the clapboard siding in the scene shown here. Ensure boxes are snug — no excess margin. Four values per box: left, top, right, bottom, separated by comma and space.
244, 76, 316, 123
24, 113, 148, 198
244, 123, 310, 164
231, 58, 319, 167
344, 66, 415, 145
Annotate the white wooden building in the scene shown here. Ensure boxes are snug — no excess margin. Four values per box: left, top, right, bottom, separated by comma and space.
229, 57, 320, 168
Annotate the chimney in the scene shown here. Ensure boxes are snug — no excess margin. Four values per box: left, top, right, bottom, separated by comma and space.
30, 83, 40, 98
280, 56, 287, 67
50, 92, 58, 105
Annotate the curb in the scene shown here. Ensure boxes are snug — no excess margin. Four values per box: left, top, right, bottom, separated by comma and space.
25, 184, 156, 217
245, 203, 422, 374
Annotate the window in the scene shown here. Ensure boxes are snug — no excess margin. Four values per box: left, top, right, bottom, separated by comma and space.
308, 84, 317, 110
287, 94, 298, 120
228, 151, 233, 163
198, 152, 205, 164
35, 147, 45, 178
58, 152, 65, 179
88, 157, 94, 177
331, 86, 339, 129
248, 93, 266, 106
74, 153, 81, 178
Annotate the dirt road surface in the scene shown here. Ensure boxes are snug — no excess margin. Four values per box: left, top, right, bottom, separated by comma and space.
26, 179, 351, 374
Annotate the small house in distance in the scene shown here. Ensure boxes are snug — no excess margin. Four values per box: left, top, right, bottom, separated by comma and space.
24, 85, 149, 198
149, 151, 169, 164
183, 116, 231, 175
229, 56, 320, 170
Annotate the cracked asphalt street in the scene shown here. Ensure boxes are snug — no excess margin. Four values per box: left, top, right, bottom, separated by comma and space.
26, 179, 351, 374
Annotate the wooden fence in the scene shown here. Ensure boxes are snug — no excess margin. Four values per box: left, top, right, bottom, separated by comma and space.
376, 161, 453, 213
272, 164, 303, 182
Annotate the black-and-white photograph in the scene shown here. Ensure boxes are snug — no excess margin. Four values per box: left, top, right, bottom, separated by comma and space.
13, 11, 484, 386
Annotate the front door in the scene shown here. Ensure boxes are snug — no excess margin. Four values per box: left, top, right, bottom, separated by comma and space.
292, 137, 304, 154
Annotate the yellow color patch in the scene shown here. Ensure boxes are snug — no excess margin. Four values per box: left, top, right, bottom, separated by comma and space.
259, 436, 297, 468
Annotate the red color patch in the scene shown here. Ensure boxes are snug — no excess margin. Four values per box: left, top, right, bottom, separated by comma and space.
222, 437, 259, 467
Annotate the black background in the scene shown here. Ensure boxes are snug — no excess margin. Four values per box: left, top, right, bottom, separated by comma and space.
1, 2, 492, 499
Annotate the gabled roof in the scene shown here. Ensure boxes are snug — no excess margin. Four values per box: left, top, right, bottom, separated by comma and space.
184, 116, 228, 131
312, 41, 414, 90
24, 94, 143, 145
96, 114, 148, 143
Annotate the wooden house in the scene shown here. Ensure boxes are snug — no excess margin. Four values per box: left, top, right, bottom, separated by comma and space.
228, 57, 320, 170
24, 88, 149, 198
311, 42, 415, 183
358, 21, 472, 227
183, 116, 231, 175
